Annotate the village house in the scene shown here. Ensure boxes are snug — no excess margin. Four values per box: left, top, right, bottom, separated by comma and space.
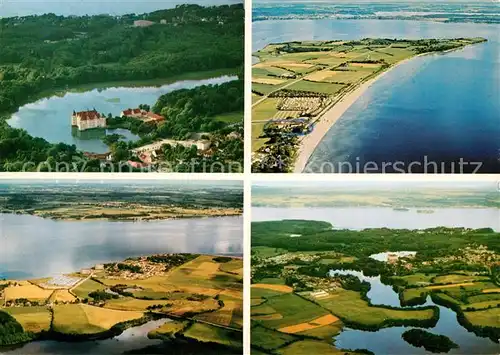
71, 110, 106, 131
121, 108, 165, 123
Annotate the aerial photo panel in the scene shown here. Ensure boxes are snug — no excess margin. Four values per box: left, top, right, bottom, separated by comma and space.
0, 0, 244, 173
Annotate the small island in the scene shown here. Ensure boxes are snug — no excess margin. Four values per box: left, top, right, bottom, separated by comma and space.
402, 329, 459, 353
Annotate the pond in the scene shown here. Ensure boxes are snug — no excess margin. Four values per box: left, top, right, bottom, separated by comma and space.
0, 214, 243, 280
330, 269, 500, 354
7, 75, 237, 153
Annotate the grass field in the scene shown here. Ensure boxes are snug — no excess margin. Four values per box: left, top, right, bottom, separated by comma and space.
277, 339, 350, 354
53, 304, 143, 334
316, 288, 435, 326
432, 274, 490, 284
256, 293, 330, 329
286, 81, 345, 95
252, 284, 293, 293
49, 290, 77, 303
2, 306, 52, 333
184, 323, 243, 348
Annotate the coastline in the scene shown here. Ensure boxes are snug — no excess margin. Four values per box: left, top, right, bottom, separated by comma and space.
292, 46, 473, 173
292, 56, 417, 173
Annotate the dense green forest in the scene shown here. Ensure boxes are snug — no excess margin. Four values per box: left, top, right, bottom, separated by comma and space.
0, 4, 244, 172
252, 220, 500, 259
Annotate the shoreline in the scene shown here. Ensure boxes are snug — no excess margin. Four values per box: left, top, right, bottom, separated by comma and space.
293, 56, 420, 173
292, 46, 473, 173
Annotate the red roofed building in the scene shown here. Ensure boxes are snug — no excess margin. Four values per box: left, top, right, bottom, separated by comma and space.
121, 108, 165, 123
71, 110, 106, 131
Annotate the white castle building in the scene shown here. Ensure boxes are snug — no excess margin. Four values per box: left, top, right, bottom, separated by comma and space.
71, 110, 107, 131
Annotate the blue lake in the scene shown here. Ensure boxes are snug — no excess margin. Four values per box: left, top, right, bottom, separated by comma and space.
253, 19, 500, 173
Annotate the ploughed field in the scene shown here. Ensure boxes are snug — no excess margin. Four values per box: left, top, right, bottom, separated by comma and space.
251, 37, 486, 153
0, 254, 243, 350
250, 220, 500, 354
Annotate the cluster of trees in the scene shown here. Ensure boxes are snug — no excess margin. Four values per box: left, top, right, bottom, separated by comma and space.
401, 329, 458, 353
153, 80, 243, 139
0, 311, 34, 346
88, 290, 119, 301
116, 263, 143, 274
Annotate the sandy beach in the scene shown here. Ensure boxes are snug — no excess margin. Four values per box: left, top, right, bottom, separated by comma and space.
292, 63, 404, 173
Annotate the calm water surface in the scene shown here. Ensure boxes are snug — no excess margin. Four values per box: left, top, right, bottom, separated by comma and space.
331, 269, 500, 354
252, 207, 500, 231
0, 214, 243, 280
7, 76, 237, 153
0, 319, 171, 355
253, 19, 500, 173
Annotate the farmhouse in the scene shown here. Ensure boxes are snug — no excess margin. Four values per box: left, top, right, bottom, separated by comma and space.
121, 108, 165, 123
71, 110, 106, 131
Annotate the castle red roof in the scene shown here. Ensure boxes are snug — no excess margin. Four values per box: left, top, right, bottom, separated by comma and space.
74, 110, 101, 121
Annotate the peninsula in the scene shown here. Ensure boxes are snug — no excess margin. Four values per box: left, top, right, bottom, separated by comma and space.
0, 254, 243, 354
251, 37, 487, 173
0, 182, 243, 221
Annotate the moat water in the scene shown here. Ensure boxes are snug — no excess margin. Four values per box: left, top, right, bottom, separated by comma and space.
330, 269, 500, 354
7, 75, 237, 153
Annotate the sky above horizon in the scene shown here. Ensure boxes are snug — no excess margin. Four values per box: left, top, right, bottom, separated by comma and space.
0, 0, 242, 17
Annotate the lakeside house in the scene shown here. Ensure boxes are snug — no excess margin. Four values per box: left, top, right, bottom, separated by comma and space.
71, 110, 106, 131
121, 108, 165, 123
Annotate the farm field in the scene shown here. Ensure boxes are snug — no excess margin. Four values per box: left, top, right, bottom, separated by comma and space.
0, 254, 243, 352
